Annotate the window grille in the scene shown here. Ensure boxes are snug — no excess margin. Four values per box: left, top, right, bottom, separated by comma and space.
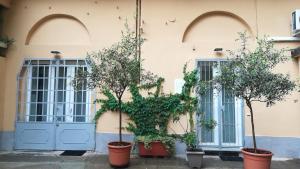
17, 59, 95, 123
198, 60, 241, 147
198, 61, 215, 143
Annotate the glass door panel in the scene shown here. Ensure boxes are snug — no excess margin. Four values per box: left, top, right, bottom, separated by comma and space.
28, 65, 50, 122
198, 60, 243, 148
199, 61, 217, 145
221, 87, 236, 144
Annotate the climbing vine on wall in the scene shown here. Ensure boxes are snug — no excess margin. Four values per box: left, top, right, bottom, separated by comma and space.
94, 64, 217, 151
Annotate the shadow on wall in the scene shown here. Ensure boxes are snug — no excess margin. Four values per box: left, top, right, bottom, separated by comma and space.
25, 14, 91, 45
182, 11, 254, 43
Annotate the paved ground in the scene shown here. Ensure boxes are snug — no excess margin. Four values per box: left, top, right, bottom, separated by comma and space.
0, 151, 299, 169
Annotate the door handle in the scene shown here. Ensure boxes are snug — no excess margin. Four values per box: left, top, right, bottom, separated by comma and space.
56, 124, 59, 127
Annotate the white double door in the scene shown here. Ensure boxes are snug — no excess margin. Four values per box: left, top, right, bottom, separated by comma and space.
198, 61, 243, 149
25, 65, 90, 123
15, 61, 95, 151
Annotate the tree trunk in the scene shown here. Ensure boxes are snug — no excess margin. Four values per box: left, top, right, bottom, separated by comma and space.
118, 98, 123, 143
189, 111, 194, 133
246, 99, 257, 153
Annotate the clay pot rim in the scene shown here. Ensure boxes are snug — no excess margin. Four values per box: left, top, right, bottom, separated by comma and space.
108, 141, 132, 149
241, 148, 273, 157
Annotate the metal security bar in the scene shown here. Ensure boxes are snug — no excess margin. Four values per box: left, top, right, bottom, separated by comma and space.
17, 59, 95, 123
198, 60, 243, 148
198, 61, 215, 144
221, 86, 236, 143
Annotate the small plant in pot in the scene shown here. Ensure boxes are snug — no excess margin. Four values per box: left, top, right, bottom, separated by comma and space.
177, 64, 216, 169
181, 131, 204, 168
214, 33, 296, 169
135, 134, 175, 157
74, 24, 154, 167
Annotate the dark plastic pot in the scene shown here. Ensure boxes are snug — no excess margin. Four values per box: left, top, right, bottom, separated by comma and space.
108, 141, 132, 168
186, 149, 204, 169
138, 141, 170, 157
242, 148, 273, 169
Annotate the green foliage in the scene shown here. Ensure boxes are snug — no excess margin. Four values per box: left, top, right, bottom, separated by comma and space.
181, 64, 198, 132
214, 32, 296, 152
136, 135, 176, 154
91, 59, 216, 151
92, 65, 212, 152
0, 36, 15, 46
177, 64, 216, 150
74, 24, 155, 98
73, 23, 156, 142
215, 33, 296, 106
94, 88, 119, 121
94, 77, 183, 152
180, 131, 197, 150
199, 119, 217, 130
125, 79, 186, 136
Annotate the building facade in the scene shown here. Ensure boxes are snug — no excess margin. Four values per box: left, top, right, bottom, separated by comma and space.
0, 0, 299, 158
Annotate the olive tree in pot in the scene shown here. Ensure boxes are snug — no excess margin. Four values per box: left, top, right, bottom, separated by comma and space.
74, 25, 153, 168
214, 33, 296, 169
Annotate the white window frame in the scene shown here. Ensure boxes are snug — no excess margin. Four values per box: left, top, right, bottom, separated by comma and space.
197, 60, 243, 148
23, 60, 91, 123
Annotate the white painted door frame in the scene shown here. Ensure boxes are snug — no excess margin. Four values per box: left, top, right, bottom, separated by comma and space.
197, 60, 244, 149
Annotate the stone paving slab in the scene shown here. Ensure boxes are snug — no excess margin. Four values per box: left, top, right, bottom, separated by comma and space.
0, 152, 299, 169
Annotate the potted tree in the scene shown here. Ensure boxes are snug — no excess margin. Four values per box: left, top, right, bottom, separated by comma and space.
74, 25, 153, 167
214, 33, 296, 169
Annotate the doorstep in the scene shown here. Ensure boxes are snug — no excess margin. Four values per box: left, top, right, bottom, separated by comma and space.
201, 147, 242, 152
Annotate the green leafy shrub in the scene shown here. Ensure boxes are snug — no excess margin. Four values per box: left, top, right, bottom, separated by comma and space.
125, 80, 185, 136
136, 135, 176, 153
180, 131, 197, 150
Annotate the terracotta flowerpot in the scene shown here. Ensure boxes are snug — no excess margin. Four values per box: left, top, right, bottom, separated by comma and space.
108, 141, 132, 168
242, 148, 273, 169
186, 149, 204, 169
138, 141, 170, 157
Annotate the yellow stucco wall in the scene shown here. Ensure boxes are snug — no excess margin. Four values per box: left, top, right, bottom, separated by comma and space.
0, 0, 299, 138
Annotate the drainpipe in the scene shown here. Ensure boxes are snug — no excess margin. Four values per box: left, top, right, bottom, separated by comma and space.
135, 0, 142, 80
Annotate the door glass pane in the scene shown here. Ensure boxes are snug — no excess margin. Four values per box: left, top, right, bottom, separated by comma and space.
22, 61, 91, 123
55, 67, 67, 122
199, 61, 215, 143
29, 66, 49, 122
73, 67, 87, 122
222, 87, 236, 143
